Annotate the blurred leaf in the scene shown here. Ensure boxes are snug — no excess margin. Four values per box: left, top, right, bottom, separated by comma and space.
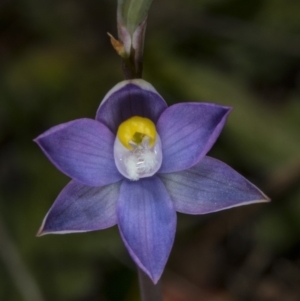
146, 39, 300, 170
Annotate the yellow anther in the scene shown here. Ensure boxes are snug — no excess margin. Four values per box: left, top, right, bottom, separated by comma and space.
117, 116, 157, 150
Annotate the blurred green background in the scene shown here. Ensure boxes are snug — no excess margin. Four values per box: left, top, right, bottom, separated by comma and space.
0, 0, 300, 300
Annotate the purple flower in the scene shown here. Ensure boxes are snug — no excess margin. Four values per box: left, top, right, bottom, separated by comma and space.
35, 79, 269, 283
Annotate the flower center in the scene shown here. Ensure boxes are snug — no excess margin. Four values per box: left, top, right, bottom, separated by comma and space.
114, 116, 163, 180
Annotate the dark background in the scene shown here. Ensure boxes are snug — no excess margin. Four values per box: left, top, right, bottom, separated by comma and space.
0, 0, 300, 300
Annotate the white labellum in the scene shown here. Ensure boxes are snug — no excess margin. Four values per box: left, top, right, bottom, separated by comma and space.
114, 135, 163, 180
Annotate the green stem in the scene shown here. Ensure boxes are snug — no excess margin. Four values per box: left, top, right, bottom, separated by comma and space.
138, 268, 163, 301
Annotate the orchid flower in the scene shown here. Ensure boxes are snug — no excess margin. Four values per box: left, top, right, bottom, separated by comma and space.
35, 79, 269, 283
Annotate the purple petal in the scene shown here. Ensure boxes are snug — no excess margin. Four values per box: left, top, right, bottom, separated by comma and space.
38, 180, 121, 235
96, 80, 167, 134
35, 118, 122, 186
160, 156, 270, 214
157, 103, 231, 173
117, 177, 176, 283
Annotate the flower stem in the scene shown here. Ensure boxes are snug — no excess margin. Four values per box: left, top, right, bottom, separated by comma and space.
138, 268, 164, 301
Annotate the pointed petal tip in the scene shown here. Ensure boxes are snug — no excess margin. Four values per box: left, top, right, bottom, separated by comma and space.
36, 228, 45, 237
250, 185, 271, 204
220, 104, 233, 117
137, 263, 161, 284
144, 271, 160, 285
36, 228, 92, 236
151, 275, 160, 285
119, 227, 163, 284
260, 194, 271, 203
36, 214, 58, 237
117, 178, 175, 286
227, 107, 233, 115
33, 135, 43, 145
217, 191, 271, 212
228, 195, 271, 210
36, 217, 45, 237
